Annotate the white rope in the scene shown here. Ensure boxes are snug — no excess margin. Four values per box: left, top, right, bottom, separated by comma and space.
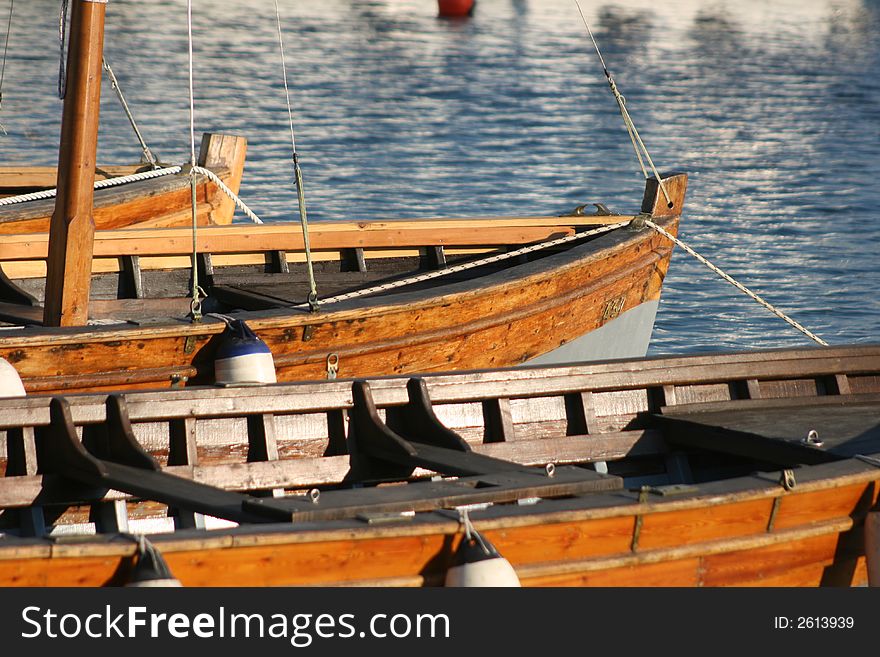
190, 165, 263, 224
0, 165, 182, 206
0, 162, 265, 225
645, 220, 829, 346
290, 221, 627, 309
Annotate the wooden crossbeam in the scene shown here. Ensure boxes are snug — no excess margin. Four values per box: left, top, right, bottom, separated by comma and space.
0, 214, 634, 262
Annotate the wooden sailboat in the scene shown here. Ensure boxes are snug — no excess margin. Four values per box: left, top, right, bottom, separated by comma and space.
0, 1, 687, 394
0, 133, 248, 234
0, 344, 877, 586
0, 175, 684, 394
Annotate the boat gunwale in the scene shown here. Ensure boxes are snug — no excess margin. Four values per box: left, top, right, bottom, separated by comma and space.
0, 451, 877, 559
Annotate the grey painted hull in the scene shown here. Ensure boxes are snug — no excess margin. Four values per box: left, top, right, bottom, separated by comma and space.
524, 299, 660, 367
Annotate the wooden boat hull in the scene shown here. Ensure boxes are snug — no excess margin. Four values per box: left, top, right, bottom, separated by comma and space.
0, 462, 874, 587
0, 344, 877, 587
0, 133, 247, 234
1, 216, 677, 393
0, 174, 685, 394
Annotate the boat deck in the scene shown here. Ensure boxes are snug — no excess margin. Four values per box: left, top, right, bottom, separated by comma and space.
656, 396, 880, 460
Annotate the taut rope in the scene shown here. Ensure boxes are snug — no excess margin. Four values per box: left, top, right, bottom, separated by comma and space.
102, 57, 160, 168
573, 0, 672, 208
274, 0, 319, 311
645, 220, 828, 346
186, 0, 202, 322
0, 0, 12, 135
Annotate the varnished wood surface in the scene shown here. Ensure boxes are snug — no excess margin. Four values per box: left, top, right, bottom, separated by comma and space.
0, 133, 246, 235
0, 213, 634, 261
42, 0, 106, 326
0, 481, 872, 587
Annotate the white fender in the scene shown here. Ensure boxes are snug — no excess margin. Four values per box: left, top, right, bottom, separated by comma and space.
0, 358, 26, 397
214, 319, 277, 386
867, 510, 880, 587
445, 531, 520, 587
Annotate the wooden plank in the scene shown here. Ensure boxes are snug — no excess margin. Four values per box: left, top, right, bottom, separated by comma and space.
476, 430, 667, 464
5, 357, 880, 431
658, 401, 880, 459
637, 498, 774, 550
0, 215, 636, 262
773, 482, 874, 531
522, 556, 701, 587
164, 535, 447, 586
0, 301, 43, 325
701, 532, 842, 586
482, 398, 515, 442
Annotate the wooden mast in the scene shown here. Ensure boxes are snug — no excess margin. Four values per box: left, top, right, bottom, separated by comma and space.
43, 0, 107, 327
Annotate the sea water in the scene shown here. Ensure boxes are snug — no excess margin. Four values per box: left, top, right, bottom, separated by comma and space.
1, 0, 878, 354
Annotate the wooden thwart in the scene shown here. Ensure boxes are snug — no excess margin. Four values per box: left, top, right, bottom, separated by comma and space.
18, 380, 620, 523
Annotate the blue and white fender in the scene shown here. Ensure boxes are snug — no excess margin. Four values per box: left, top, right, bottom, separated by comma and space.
0, 357, 25, 398
214, 319, 277, 386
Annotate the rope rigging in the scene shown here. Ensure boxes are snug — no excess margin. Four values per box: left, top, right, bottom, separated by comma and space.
572, 0, 672, 208
0, 0, 12, 135
186, 0, 202, 322
102, 57, 160, 168
571, 1, 825, 345
645, 220, 828, 346
275, 0, 319, 312
58, 0, 68, 99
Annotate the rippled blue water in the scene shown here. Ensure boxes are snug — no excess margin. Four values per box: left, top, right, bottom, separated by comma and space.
2, 0, 878, 355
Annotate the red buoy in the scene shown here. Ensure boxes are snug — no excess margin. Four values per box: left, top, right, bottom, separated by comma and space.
438, 0, 475, 18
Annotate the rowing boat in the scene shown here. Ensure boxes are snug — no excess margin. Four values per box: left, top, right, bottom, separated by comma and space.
0, 132, 248, 234
0, 344, 877, 586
